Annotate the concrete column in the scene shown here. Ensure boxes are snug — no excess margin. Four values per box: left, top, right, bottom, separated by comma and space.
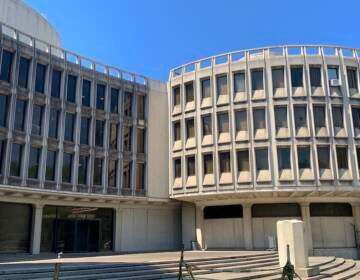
195, 205, 204, 249
30, 204, 44, 254
113, 207, 122, 252
351, 203, 360, 246
301, 202, 313, 255
243, 204, 253, 250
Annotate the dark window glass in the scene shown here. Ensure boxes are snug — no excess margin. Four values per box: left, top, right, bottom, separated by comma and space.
18, 57, 30, 88
253, 108, 266, 130
310, 203, 352, 217
204, 205, 243, 219
252, 203, 301, 218
328, 67, 339, 80
347, 68, 358, 90
95, 120, 104, 147
255, 148, 268, 170
277, 147, 291, 170
81, 79, 91, 106
202, 115, 212, 136
123, 91, 132, 116
10, 143, 22, 177
109, 123, 118, 149
173, 121, 181, 141
48, 108, 59, 139
96, 84, 106, 110
217, 112, 229, 133
201, 78, 211, 98
0, 95, 8, 127
185, 82, 194, 102
14, 100, 27, 131
216, 75, 227, 96
123, 161, 132, 188
64, 112, 75, 142
137, 128, 145, 153
203, 154, 213, 175
31, 105, 43, 135
219, 152, 231, 173
332, 106, 343, 128
0, 140, 5, 174
173, 86, 180, 106
28, 147, 41, 179
51, 69, 61, 98
62, 153, 73, 183
123, 126, 132, 152
45, 150, 56, 181
352, 107, 360, 129
0, 50, 13, 82
174, 159, 181, 178
272, 67, 285, 89
66, 75, 77, 103
186, 119, 195, 139
336, 147, 348, 169
310, 66, 322, 87
110, 88, 119, 113
78, 155, 88, 185
108, 159, 117, 188
251, 69, 263, 90
314, 105, 326, 129
35, 63, 46, 93
291, 66, 303, 87
237, 150, 249, 172
187, 156, 195, 176
317, 146, 330, 169
93, 158, 103, 185
298, 146, 311, 169
137, 95, 146, 120
357, 147, 360, 171
80, 117, 90, 145
275, 107, 287, 129
234, 72, 245, 93
136, 162, 145, 190
294, 106, 307, 129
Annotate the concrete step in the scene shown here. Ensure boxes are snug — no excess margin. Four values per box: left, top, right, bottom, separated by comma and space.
330, 262, 360, 280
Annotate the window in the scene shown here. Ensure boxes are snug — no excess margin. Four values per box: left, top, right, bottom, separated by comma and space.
35, 63, 46, 93
251, 69, 264, 90
123, 91, 132, 116
80, 117, 90, 145
173, 121, 181, 141
173, 86, 180, 106
298, 146, 310, 169
0, 140, 5, 174
51, 69, 61, 98
108, 159, 117, 188
255, 148, 268, 171
186, 119, 195, 139
187, 156, 195, 176
31, 105, 43, 135
216, 75, 227, 96
203, 154, 213, 175
352, 107, 360, 129
272, 67, 285, 89
201, 78, 211, 98
62, 153, 73, 183
0, 95, 8, 127
317, 146, 330, 169
347, 68, 358, 90
313, 105, 326, 129
310, 203, 353, 217
328, 66, 339, 81
204, 205, 243, 219
123, 161, 132, 188
332, 106, 343, 128
336, 147, 348, 169
217, 112, 229, 133
95, 120, 105, 147
185, 82, 194, 102
252, 203, 301, 218
93, 158, 103, 185
291, 66, 303, 87
18, 57, 30, 88
45, 150, 56, 181
310, 66, 322, 87
0, 50, 13, 82
137, 95, 146, 119
78, 155, 88, 185
109, 123, 118, 149
136, 163, 145, 189
357, 147, 360, 171
174, 158, 181, 178
123, 126, 132, 152
28, 146, 41, 179
137, 128, 145, 153
294, 106, 307, 129
110, 88, 119, 113
237, 150, 249, 172
219, 152, 231, 173
234, 72, 245, 93
14, 100, 27, 131
275, 107, 288, 129
48, 109, 59, 139
277, 147, 291, 170
66, 75, 77, 103
82, 79, 91, 107
64, 112, 75, 142
235, 110, 247, 131
253, 108, 266, 129
10, 143, 22, 177
96, 84, 106, 110
202, 115, 212, 136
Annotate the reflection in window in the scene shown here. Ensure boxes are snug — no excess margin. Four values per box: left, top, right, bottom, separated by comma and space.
62, 153, 73, 183
314, 105, 326, 129
174, 158, 181, 178
123, 161, 132, 188
82, 79, 91, 107
96, 84, 106, 110
137, 128, 145, 153
219, 152, 231, 173
201, 78, 211, 98
275, 107, 287, 129
45, 150, 56, 181
347, 68, 358, 90
31, 105, 43, 135
216, 75, 228, 96
10, 143, 22, 177
66, 75, 77, 102
272, 67, 285, 89
48, 108, 59, 139
93, 158, 103, 185
202, 115, 212, 136
123, 126, 132, 152
235, 110, 247, 131
18, 57, 30, 88
108, 159, 117, 188
51, 69, 61, 98
186, 119, 195, 139
14, 100, 27, 131
332, 106, 343, 128
217, 112, 229, 133
253, 108, 265, 129
317, 146, 330, 169
0, 95, 8, 127
95, 120, 105, 147
109, 123, 118, 149
298, 146, 310, 169
0, 50, 13, 82
310, 66, 322, 87
277, 147, 291, 170
185, 82, 194, 102
78, 155, 88, 185
251, 69, 263, 90
255, 148, 268, 171
136, 163, 145, 189
187, 156, 195, 176
28, 146, 41, 179
352, 107, 360, 129
234, 72, 245, 92
80, 117, 90, 145
237, 150, 249, 172
173, 121, 181, 141
173, 86, 180, 106
203, 154, 213, 175
294, 106, 307, 129
336, 147, 348, 169
110, 88, 119, 113
35, 63, 46, 93
291, 66, 303, 87
328, 66, 339, 81
0, 140, 5, 175
123, 91, 132, 116
64, 112, 75, 142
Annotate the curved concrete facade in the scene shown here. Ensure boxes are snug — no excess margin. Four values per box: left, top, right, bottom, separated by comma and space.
0, 0, 61, 46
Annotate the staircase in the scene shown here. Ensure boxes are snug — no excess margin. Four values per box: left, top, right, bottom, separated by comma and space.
0, 252, 358, 280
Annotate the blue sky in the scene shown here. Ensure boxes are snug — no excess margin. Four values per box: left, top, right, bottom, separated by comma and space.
25, 0, 360, 81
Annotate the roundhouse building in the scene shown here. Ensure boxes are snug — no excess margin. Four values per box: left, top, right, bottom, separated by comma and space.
169, 46, 360, 258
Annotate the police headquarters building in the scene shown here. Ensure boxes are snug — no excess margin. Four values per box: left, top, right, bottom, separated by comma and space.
1, 0, 360, 259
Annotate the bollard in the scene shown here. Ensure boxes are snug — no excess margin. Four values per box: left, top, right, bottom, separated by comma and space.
53, 252, 63, 280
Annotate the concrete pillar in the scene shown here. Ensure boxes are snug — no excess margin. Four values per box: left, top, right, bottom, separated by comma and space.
195, 205, 204, 249
30, 204, 43, 254
301, 202, 313, 255
243, 204, 253, 250
351, 203, 360, 246
113, 207, 122, 252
